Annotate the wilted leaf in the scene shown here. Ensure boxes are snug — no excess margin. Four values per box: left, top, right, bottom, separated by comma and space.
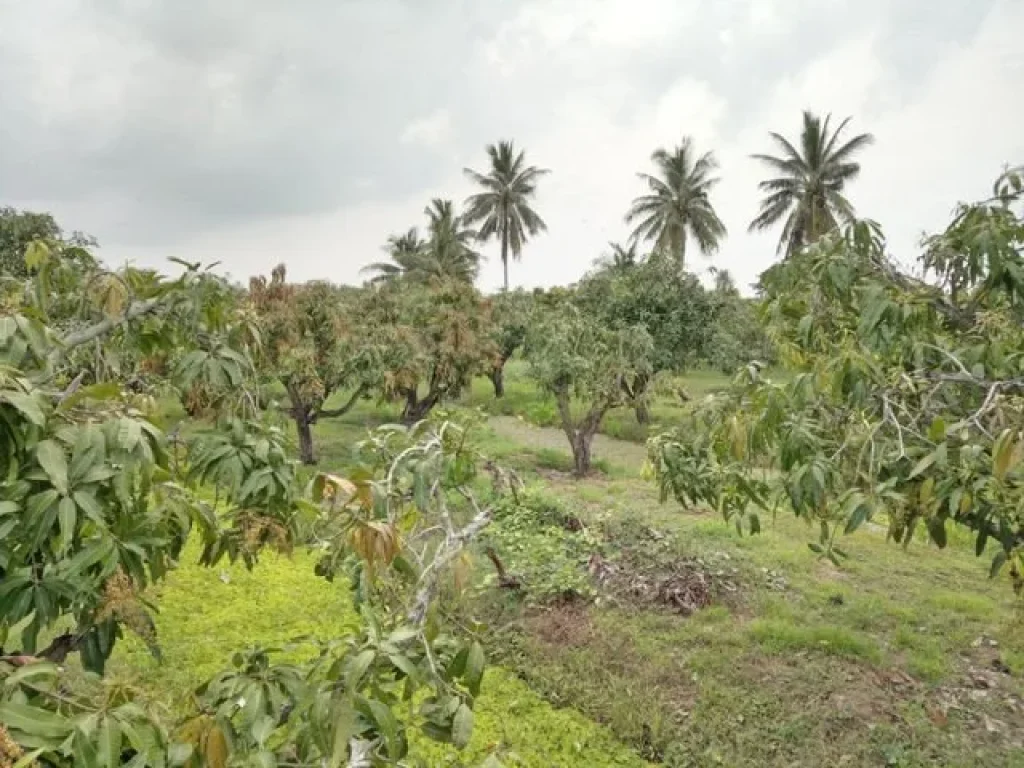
204, 724, 229, 768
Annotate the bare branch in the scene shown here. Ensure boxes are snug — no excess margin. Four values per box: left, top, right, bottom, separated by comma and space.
49, 295, 171, 367
407, 505, 493, 627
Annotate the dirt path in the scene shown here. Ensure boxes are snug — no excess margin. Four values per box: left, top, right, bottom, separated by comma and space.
488, 416, 649, 474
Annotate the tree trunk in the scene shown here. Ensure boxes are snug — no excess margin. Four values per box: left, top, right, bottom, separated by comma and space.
571, 429, 594, 477
635, 399, 650, 424
490, 366, 505, 398
295, 415, 315, 465
401, 388, 439, 425
632, 374, 651, 424
501, 228, 509, 292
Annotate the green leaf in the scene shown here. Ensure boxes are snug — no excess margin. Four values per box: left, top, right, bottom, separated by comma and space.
3, 661, 59, 688
96, 718, 123, 768
844, 501, 870, 534
927, 517, 948, 548
73, 490, 104, 524
11, 749, 46, 768
365, 697, 402, 758
975, 527, 989, 556
908, 452, 936, 479
345, 649, 375, 691
0, 701, 74, 741
24, 240, 50, 270
167, 743, 194, 765
329, 699, 359, 768
35, 440, 69, 495
58, 496, 77, 553
116, 419, 142, 453
452, 703, 474, 749
387, 652, 420, 682
391, 555, 418, 583
464, 642, 485, 698
990, 551, 1008, 579
1, 392, 45, 426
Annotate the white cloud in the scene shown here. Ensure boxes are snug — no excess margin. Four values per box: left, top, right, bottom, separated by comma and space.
399, 108, 452, 148
3, 0, 1021, 297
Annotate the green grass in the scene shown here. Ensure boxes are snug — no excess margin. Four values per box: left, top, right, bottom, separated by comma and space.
467, 418, 1024, 766
110, 541, 649, 767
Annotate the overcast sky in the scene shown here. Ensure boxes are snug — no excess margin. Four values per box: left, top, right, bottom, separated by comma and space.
2, 0, 1022, 293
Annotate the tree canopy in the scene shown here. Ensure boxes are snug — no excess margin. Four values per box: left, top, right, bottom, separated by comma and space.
525, 302, 653, 475
652, 168, 1024, 583
0, 230, 514, 766
249, 265, 384, 463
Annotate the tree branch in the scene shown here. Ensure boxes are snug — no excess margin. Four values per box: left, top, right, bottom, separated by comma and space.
316, 384, 368, 421
50, 295, 170, 367
407, 500, 493, 627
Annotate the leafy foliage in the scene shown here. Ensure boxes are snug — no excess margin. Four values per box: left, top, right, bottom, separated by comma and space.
482, 489, 597, 602
525, 303, 653, 475
0, 206, 95, 280
577, 255, 714, 420
367, 280, 498, 424
652, 167, 1024, 580
705, 272, 774, 374
0, 238, 512, 765
249, 266, 382, 462
486, 290, 534, 397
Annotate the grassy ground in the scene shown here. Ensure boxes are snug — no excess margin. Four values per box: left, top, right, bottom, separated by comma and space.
108, 541, 649, 767
465, 417, 1024, 767
118, 374, 1024, 766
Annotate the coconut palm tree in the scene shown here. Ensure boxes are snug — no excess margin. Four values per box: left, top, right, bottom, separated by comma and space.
463, 140, 549, 291
363, 200, 480, 285
363, 228, 426, 284
593, 241, 640, 272
625, 138, 727, 269
749, 111, 874, 255
421, 198, 481, 282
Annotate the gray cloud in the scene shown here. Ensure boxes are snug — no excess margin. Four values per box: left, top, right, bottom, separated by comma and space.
0, 0, 1020, 291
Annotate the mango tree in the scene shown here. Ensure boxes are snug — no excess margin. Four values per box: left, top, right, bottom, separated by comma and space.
369, 279, 496, 424
525, 303, 653, 475
576, 255, 713, 423
249, 265, 384, 463
704, 269, 774, 374
648, 167, 1024, 585
0, 245, 513, 764
487, 289, 533, 397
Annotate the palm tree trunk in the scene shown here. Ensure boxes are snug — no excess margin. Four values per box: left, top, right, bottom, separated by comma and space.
501, 224, 509, 291
678, 233, 686, 271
